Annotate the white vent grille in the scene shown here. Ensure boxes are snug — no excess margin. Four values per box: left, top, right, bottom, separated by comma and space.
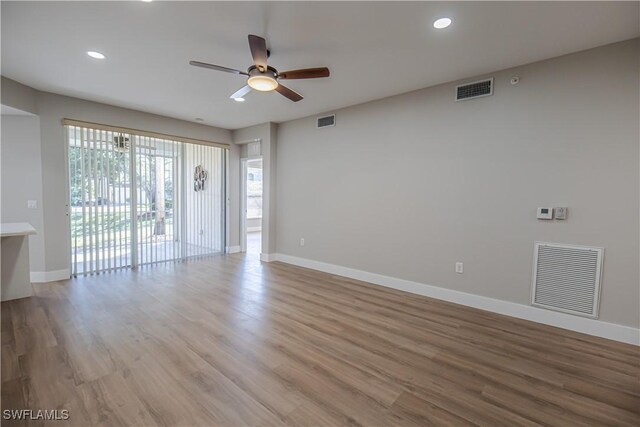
317, 114, 335, 128
531, 242, 604, 318
455, 78, 493, 101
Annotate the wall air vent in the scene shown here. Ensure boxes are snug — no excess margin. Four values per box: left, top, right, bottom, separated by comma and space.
317, 114, 335, 128
531, 242, 604, 318
455, 78, 493, 101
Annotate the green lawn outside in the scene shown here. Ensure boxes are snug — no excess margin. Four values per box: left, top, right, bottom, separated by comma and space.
70, 212, 174, 248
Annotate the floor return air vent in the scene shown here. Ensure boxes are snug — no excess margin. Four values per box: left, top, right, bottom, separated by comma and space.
531, 242, 604, 318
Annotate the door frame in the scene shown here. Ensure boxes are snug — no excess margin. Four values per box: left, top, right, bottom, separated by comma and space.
64, 126, 72, 278
240, 156, 262, 253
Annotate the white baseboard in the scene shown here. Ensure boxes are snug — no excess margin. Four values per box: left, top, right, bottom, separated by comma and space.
226, 246, 241, 254
274, 253, 639, 346
247, 227, 262, 233
30, 269, 70, 283
260, 253, 277, 262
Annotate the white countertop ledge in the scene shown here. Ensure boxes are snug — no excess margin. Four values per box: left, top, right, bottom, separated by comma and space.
1, 223, 37, 237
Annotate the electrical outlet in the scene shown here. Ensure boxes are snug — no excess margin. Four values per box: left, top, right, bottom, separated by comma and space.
455, 262, 464, 274
300, 238, 305, 246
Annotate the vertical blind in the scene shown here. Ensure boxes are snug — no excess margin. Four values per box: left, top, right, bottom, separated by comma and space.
66, 122, 227, 276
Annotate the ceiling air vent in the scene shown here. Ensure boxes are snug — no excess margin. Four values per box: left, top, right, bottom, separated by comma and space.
531, 242, 604, 318
455, 78, 493, 101
317, 114, 335, 128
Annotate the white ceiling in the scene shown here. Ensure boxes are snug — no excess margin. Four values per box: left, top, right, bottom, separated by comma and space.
2, 1, 638, 129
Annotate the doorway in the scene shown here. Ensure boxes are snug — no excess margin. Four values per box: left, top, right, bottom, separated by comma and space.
67, 124, 227, 275
241, 157, 262, 254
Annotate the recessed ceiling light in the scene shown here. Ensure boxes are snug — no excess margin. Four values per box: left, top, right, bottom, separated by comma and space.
87, 51, 106, 59
433, 18, 452, 29
233, 97, 245, 102
141, 0, 153, 2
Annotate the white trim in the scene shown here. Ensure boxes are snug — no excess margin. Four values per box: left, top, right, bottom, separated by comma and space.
274, 254, 639, 346
30, 269, 71, 283
226, 246, 241, 254
260, 253, 277, 262
247, 226, 262, 233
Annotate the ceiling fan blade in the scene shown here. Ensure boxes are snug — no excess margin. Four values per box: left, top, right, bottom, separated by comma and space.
278, 67, 330, 79
189, 60, 248, 76
229, 85, 252, 99
248, 35, 268, 72
275, 84, 303, 102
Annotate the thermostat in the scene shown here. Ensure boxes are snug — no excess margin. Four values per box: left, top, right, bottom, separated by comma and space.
537, 207, 553, 220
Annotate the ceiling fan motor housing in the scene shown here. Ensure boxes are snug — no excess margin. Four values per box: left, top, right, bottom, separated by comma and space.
248, 65, 278, 77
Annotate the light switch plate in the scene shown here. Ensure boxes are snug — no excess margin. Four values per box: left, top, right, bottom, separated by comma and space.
27, 200, 37, 209
555, 207, 567, 220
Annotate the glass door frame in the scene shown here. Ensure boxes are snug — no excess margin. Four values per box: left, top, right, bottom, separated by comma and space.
66, 124, 228, 276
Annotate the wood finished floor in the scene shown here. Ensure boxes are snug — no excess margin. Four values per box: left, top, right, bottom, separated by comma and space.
1, 252, 639, 426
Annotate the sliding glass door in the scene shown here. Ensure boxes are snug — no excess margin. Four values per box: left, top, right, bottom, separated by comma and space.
67, 124, 226, 276
131, 135, 180, 267
68, 127, 133, 274
180, 142, 226, 259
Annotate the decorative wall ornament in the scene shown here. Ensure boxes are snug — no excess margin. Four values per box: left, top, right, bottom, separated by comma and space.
194, 165, 208, 192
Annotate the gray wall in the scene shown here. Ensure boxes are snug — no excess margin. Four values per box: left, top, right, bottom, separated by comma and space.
226, 142, 241, 250
1, 78, 37, 115
1, 114, 46, 272
275, 39, 640, 328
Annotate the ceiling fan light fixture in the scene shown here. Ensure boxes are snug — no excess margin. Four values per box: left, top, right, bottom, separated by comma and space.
247, 68, 278, 91
247, 75, 278, 91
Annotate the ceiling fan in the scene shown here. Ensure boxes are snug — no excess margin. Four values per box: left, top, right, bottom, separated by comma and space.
189, 35, 330, 102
